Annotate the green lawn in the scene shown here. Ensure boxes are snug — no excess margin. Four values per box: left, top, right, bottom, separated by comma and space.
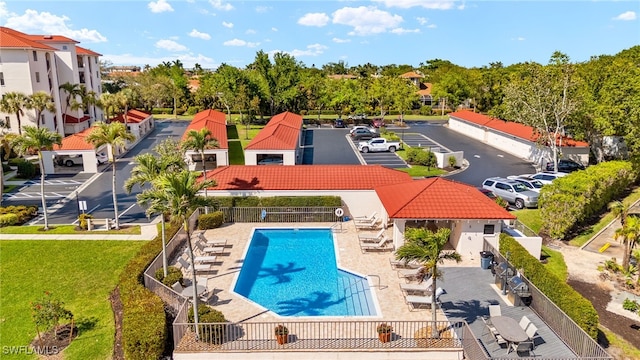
511, 209, 543, 234
0, 225, 141, 235
540, 245, 569, 280
236, 124, 264, 142
0, 240, 144, 359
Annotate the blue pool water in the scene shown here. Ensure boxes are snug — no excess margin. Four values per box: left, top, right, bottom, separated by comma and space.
234, 228, 377, 317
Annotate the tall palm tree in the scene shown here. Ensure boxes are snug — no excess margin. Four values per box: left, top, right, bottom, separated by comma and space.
395, 227, 461, 338
181, 128, 219, 197
615, 215, 640, 271
114, 88, 139, 127
124, 151, 185, 276
26, 92, 56, 129
0, 92, 29, 135
59, 82, 82, 125
0, 132, 17, 206
11, 126, 62, 230
99, 93, 119, 121
137, 170, 216, 340
609, 200, 630, 227
86, 122, 135, 230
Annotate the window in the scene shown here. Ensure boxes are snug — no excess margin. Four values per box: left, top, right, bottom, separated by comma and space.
0, 72, 4, 86
62, 45, 68, 50
33, 51, 38, 61
41, 114, 45, 125
483, 180, 495, 187
483, 224, 495, 235
4, 116, 10, 129
495, 183, 510, 191
35, 72, 40, 83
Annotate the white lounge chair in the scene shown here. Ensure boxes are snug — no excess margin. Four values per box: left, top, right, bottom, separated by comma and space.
519, 316, 532, 331
194, 255, 217, 264
359, 236, 392, 252
405, 287, 445, 311
397, 267, 423, 282
389, 259, 421, 269
399, 278, 433, 295
355, 216, 380, 230
525, 323, 539, 347
195, 240, 224, 255
358, 229, 385, 242
354, 211, 377, 222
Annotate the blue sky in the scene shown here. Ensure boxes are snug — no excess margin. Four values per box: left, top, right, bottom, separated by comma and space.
1, 1, 638, 70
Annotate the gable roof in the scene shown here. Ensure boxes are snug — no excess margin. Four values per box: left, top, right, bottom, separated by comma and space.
54, 127, 96, 151
417, 82, 432, 96
182, 109, 228, 149
76, 45, 102, 56
245, 111, 302, 150
0, 27, 57, 51
110, 109, 151, 124
449, 110, 589, 147
204, 165, 412, 191
376, 177, 515, 220
24, 34, 79, 44
63, 114, 90, 124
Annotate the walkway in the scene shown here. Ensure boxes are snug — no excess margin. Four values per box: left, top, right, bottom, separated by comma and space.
0, 223, 158, 241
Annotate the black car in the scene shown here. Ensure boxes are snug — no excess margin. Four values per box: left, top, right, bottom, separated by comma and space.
545, 159, 585, 173
334, 119, 346, 128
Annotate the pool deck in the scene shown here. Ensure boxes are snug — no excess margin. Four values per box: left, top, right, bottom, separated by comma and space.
177, 221, 474, 323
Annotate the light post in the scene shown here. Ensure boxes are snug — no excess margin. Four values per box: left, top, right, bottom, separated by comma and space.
502, 251, 511, 296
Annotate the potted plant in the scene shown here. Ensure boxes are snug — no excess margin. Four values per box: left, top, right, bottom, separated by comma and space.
274, 324, 289, 345
376, 323, 393, 343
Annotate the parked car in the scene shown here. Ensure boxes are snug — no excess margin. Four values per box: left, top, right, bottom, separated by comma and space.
371, 118, 385, 128
349, 126, 377, 135
96, 152, 108, 164
257, 157, 283, 165
357, 138, 401, 153
482, 177, 539, 209
333, 119, 346, 128
529, 172, 568, 185
350, 128, 378, 141
506, 176, 544, 192
546, 159, 585, 173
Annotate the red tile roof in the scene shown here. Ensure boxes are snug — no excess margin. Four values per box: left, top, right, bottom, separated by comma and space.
182, 109, 228, 149
245, 112, 302, 150
24, 34, 79, 44
63, 114, 90, 124
449, 110, 589, 147
110, 109, 151, 124
0, 27, 57, 50
203, 165, 412, 191
376, 177, 516, 220
54, 127, 96, 151
76, 45, 102, 56
400, 71, 422, 79
417, 83, 432, 96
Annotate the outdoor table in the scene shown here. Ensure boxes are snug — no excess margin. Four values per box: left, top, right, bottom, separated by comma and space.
491, 316, 529, 353
181, 284, 206, 299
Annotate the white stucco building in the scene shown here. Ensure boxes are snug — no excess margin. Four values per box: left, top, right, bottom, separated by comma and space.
244, 112, 303, 166
182, 109, 229, 171
0, 27, 103, 136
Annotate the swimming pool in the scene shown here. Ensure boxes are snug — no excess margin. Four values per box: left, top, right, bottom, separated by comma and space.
233, 228, 377, 317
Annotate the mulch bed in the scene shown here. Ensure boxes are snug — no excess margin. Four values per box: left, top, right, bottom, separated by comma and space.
31, 323, 77, 356
567, 280, 640, 351
110, 287, 124, 360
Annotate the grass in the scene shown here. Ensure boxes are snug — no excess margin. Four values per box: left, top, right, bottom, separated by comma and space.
600, 325, 640, 359
236, 124, 264, 142
393, 148, 447, 177
3, 184, 18, 193
228, 141, 245, 165
540, 245, 569, 280
511, 209, 543, 234
0, 225, 141, 235
0, 240, 145, 360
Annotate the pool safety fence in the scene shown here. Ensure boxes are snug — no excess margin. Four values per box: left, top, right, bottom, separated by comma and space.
219, 206, 340, 223
173, 318, 464, 352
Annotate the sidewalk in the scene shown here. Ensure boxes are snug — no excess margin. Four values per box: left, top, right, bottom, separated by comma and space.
0, 223, 158, 241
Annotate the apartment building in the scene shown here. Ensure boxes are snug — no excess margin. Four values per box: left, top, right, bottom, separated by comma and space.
0, 26, 103, 136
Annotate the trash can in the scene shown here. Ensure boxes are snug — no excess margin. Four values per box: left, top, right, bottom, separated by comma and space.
480, 251, 494, 269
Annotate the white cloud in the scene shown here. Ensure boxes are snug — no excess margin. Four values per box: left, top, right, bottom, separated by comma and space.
373, 0, 456, 10
332, 6, 403, 36
0, 1, 9, 19
189, 29, 211, 40
516, 36, 525, 41
209, 0, 233, 11
298, 12, 330, 27
416, 17, 428, 25
255, 6, 269, 13
427, 24, 437, 29
271, 27, 278, 32
155, 39, 187, 52
104, 53, 217, 69
246, 29, 257, 34
222, 21, 233, 28
148, 0, 173, 13
223, 38, 259, 47
613, 11, 636, 21
333, 37, 351, 43
391, 27, 420, 34
4, 8, 107, 43
289, 43, 328, 57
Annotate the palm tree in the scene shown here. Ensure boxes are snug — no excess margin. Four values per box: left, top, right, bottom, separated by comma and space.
99, 93, 119, 121
0, 92, 29, 135
86, 122, 135, 230
181, 128, 219, 198
137, 170, 216, 340
609, 200, 629, 227
395, 227, 461, 338
615, 216, 640, 271
114, 88, 139, 127
11, 126, 62, 230
0, 132, 17, 206
124, 150, 185, 276
59, 82, 82, 124
26, 92, 56, 129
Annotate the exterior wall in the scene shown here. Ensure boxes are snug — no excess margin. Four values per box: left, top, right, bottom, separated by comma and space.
434, 151, 463, 169
559, 147, 589, 166
244, 150, 296, 166
185, 149, 229, 171
41, 150, 100, 174
447, 118, 485, 142
63, 121, 90, 136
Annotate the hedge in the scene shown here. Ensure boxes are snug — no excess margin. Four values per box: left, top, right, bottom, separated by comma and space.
0, 205, 38, 226
198, 211, 224, 230
498, 233, 599, 338
118, 221, 181, 359
539, 161, 637, 240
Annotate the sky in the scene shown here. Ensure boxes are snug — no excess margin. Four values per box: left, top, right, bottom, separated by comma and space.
1, 0, 638, 70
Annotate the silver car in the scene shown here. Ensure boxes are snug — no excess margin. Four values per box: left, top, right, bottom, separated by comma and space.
482, 177, 539, 209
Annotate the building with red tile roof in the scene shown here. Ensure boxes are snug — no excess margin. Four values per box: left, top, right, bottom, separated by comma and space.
42, 126, 107, 174
0, 27, 103, 136
109, 109, 155, 143
399, 71, 433, 106
182, 109, 229, 170
244, 112, 303, 165
449, 110, 589, 169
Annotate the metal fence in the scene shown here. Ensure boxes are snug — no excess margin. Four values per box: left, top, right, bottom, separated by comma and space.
483, 241, 611, 360
173, 318, 464, 352
510, 219, 539, 237
219, 206, 340, 223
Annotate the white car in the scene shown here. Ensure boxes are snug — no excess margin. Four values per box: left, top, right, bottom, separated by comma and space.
257, 157, 283, 165
506, 176, 544, 192
349, 126, 376, 135
96, 152, 108, 164
529, 172, 568, 185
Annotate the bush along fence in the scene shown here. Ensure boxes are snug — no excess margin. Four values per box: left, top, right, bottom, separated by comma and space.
211, 196, 343, 223
539, 160, 637, 240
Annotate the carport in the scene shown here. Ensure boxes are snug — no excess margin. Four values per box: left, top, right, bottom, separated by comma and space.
182, 109, 229, 171
244, 112, 303, 165
44, 127, 106, 174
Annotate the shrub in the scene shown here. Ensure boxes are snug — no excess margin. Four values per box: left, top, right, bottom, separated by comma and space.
16, 159, 37, 178
154, 266, 183, 287
0, 213, 19, 227
8, 158, 22, 166
622, 298, 639, 313
198, 211, 224, 230
2, 163, 11, 172
188, 304, 228, 344
419, 106, 432, 116
274, 324, 289, 335
448, 156, 457, 168
376, 323, 393, 333
0, 205, 37, 225
78, 213, 93, 230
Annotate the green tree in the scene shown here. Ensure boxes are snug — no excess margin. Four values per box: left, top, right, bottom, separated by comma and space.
615, 215, 640, 272
11, 126, 62, 229
114, 88, 140, 126
137, 170, 216, 340
390, 77, 419, 125
31, 291, 73, 340
0, 131, 17, 205
59, 82, 82, 123
181, 128, 219, 196
609, 200, 630, 227
26, 92, 56, 129
0, 92, 29, 135
86, 122, 135, 229
395, 227, 461, 337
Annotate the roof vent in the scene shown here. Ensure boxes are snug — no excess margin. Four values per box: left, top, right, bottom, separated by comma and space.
43, 35, 53, 39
